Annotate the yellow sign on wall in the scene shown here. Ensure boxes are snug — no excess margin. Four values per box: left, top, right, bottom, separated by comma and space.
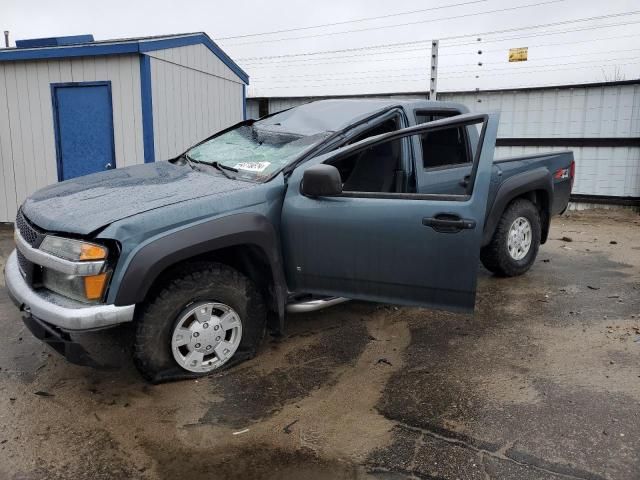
509, 47, 528, 62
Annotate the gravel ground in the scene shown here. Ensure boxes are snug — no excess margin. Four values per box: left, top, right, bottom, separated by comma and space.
0, 208, 638, 480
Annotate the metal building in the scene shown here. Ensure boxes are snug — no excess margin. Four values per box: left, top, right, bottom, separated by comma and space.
0, 33, 249, 223
247, 80, 640, 205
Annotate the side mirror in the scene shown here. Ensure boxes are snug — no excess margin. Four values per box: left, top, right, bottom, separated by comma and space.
301, 164, 342, 197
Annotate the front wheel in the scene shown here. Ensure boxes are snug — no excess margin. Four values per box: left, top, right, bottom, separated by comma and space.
480, 198, 541, 277
133, 261, 266, 383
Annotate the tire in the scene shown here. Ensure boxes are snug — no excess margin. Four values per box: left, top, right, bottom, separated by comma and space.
480, 198, 541, 277
133, 261, 266, 383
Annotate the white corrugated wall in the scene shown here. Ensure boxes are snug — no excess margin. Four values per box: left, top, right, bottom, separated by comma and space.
147, 44, 245, 161
0, 54, 144, 223
245, 99, 259, 119
491, 146, 639, 197
439, 85, 640, 138
439, 85, 640, 198
249, 93, 428, 116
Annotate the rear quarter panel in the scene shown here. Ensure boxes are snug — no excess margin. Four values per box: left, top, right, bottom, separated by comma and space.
493, 151, 574, 215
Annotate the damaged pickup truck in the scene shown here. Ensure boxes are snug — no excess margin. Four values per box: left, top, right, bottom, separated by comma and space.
5, 99, 574, 382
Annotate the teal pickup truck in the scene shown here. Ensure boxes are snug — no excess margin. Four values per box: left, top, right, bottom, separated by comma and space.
5, 99, 574, 382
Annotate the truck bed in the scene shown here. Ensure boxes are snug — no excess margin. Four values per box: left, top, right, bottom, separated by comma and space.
491, 151, 574, 216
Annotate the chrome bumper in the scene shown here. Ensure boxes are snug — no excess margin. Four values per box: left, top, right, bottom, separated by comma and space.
4, 250, 135, 331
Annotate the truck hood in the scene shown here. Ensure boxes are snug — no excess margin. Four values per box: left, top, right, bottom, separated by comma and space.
21, 161, 255, 235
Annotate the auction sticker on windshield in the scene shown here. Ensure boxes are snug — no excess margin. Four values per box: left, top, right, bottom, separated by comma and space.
234, 162, 271, 172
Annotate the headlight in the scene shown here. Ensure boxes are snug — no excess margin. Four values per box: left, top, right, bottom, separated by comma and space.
39, 236, 111, 303
39, 236, 108, 261
42, 270, 111, 303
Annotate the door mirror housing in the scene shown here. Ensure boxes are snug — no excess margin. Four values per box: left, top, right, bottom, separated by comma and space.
301, 164, 342, 197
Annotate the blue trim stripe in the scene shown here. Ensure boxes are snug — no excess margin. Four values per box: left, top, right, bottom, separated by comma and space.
139, 55, 155, 163
0, 43, 139, 61
0, 33, 249, 85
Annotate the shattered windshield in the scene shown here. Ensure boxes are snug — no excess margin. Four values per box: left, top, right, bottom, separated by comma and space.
185, 124, 331, 182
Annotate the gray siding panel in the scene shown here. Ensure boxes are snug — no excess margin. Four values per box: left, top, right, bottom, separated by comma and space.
148, 44, 241, 84
149, 44, 244, 161
441, 85, 640, 198
0, 55, 144, 222
245, 99, 259, 119
439, 84, 640, 139
0, 54, 144, 222
495, 146, 640, 197
0, 64, 17, 222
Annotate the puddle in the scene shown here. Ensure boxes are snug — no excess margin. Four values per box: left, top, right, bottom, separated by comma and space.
199, 319, 370, 427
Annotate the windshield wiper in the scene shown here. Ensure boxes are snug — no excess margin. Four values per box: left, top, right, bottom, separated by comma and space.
209, 161, 238, 179
183, 154, 238, 179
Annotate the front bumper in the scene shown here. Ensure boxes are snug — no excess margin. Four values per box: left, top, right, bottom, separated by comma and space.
5, 250, 135, 331
21, 313, 105, 368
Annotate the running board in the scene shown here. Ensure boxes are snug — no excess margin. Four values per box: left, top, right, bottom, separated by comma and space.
285, 297, 349, 314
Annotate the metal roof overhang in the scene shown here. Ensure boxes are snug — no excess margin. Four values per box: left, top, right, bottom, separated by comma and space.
0, 32, 249, 84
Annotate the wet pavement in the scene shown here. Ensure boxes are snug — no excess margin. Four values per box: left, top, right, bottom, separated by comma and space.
0, 209, 638, 479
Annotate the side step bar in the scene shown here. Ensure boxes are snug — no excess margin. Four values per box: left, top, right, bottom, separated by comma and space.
286, 297, 349, 314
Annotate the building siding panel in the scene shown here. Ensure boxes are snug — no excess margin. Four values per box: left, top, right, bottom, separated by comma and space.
440, 84, 640, 139
0, 64, 17, 222
495, 145, 640, 197
149, 50, 244, 161
147, 44, 241, 84
0, 54, 144, 222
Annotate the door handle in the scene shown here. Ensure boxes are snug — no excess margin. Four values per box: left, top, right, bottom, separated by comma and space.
422, 214, 476, 233
459, 175, 471, 188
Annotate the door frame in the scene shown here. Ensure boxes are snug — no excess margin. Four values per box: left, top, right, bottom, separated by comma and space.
50, 81, 116, 181
309, 112, 492, 201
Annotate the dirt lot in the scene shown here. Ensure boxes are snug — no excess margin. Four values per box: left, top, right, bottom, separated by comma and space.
0, 209, 638, 480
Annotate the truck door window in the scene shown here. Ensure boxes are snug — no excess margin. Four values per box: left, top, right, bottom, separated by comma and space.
326, 118, 405, 193
421, 126, 471, 169
327, 136, 403, 193
320, 115, 488, 200
415, 113, 450, 124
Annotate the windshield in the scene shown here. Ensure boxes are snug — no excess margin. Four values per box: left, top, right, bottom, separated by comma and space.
185, 123, 331, 182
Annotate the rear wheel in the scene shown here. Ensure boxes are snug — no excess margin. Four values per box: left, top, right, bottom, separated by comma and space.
480, 198, 541, 277
133, 261, 266, 383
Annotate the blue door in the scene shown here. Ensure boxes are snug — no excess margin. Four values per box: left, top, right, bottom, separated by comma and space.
52, 82, 115, 181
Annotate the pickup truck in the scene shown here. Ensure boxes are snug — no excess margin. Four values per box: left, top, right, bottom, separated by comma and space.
5, 99, 574, 382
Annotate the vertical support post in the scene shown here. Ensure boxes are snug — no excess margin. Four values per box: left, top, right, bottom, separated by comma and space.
242, 84, 247, 120
430, 40, 439, 101
3, 31, 9, 48
139, 54, 155, 163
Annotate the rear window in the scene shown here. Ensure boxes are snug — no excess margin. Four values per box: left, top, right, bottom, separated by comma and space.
421, 127, 470, 169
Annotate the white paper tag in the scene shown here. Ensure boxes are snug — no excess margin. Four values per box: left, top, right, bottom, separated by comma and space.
233, 161, 271, 172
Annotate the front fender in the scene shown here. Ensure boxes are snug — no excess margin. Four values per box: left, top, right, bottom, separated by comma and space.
111, 213, 287, 319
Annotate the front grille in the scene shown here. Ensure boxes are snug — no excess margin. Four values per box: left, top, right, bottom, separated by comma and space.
15, 209, 46, 285
16, 250, 34, 284
16, 209, 45, 248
